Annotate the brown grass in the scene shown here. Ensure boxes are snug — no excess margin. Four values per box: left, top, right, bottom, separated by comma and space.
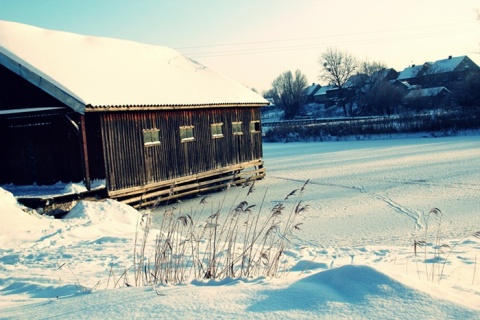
131, 179, 310, 286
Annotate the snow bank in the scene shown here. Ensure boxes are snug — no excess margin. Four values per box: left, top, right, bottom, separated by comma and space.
0, 188, 55, 246
0, 188, 141, 308
2, 265, 478, 319
65, 199, 139, 227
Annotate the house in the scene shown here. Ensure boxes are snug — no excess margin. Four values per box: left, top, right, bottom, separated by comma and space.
370, 68, 399, 83
344, 74, 369, 89
0, 20, 268, 208
396, 63, 430, 85
343, 73, 369, 99
313, 85, 336, 104
421, 55, 480, 88
403, 86, 451, 109
361, 68, 400, 97
389, 80, 419, 95
302, 83, 321, 103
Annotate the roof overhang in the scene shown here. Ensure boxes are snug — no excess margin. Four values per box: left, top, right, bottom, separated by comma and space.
0, 106, 68, 116
85, 102, 269, 112
0, 51, 86, 114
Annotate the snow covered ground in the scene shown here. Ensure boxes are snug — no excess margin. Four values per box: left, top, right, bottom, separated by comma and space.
1, 134, 480, 319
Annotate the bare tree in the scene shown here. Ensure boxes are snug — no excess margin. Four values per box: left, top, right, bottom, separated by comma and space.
319, 48, 357, 116
271, 69, 308, 119
360, 81, 404, 116
358, 59, 387, 76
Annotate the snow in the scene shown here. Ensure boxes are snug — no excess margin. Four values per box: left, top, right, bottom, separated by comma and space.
404, 86, 449, 98
397, 64, 425, 80
0, 20, 267, 111
2, 135, 480, 319
1, 180, 106, 198
430, 56, 466, 73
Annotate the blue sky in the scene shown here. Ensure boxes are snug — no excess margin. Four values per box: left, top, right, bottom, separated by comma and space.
1, 0, 479, 92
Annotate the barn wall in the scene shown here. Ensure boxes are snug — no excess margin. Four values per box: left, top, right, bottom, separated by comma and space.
84, 113, 106, 181
99, 107, 263, 191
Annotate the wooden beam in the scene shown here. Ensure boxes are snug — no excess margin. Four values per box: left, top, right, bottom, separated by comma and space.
108, 159, 264, 197
121, 167, 266, 205
79, 115, 91, 190
62, 113, 80, 137
130, 171, 266, 208
109, 160, 265, 208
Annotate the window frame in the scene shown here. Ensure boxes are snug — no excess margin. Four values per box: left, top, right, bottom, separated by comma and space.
210, 122, 224, 139
249, 120, 261, 133
232, 121, 243, 136
180, 125, 195, 143
143, 128, 161, 147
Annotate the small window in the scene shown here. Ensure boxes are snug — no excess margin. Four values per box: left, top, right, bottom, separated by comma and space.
250, 120, 261, 133
232, 121, 243, 135
180, 125, 195, 142
211, 123, 224, 139
143, 129, 160, 146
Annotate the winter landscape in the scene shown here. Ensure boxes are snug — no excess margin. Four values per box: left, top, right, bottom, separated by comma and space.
1, 133, 480, 319
1, 1, 480, 319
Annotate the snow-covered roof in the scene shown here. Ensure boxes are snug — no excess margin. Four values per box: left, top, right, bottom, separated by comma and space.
0, 20, 268, 114
370, 68, 398, 82
429, 55, 470, 74
404, 86, 450, 99
313, 85, 336, 96
389, 80, 420, 90
397, 65, 425, 81
303, 83, 321, 96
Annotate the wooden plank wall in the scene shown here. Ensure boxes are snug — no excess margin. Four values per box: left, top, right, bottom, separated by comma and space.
99, 107, 263, 191
84, 113, 106, 181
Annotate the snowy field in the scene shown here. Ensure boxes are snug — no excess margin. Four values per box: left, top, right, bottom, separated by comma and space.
1, 134, 480, 319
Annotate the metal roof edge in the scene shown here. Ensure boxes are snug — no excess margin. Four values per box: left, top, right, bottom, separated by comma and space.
0, 51, 86, 114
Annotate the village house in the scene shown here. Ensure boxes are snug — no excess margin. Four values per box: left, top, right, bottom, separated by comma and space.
396, 63, 431, 85
302, 83, 321, 104
313, 85, 336, 104
419, 55, 480, 89
403, 86, 451, 110
370, 68, 399, 84
0, 20, 268, 208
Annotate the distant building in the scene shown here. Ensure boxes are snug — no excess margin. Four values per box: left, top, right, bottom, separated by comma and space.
313, 85, 337, 105
302, 83, 322, 103
370, 68, 399, 83
421, 55, 480, 89
404, 87, 451, 109
389, 80, 419, 95
396, 63, 431, 85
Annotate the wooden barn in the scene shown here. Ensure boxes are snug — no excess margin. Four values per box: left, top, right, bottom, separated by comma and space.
0, 20, 268, 208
